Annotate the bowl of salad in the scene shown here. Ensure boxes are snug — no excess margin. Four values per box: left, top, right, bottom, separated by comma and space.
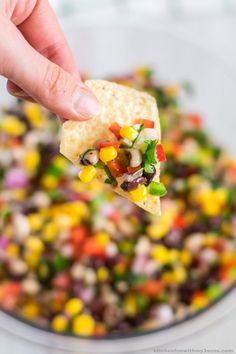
0, 14, 236, 354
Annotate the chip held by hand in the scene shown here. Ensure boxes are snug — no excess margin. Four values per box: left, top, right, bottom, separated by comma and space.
60, 80, 166, 214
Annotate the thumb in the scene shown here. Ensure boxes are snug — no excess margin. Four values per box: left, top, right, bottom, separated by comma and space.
1, 18, 100, 121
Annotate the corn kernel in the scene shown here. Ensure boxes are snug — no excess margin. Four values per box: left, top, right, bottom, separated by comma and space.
192, 293, 208, 309
28, 213, 44, 232
51, 315, 68, 332
70, 201, 88, 218
12, 189, 26, 201
151, 245, 169, 264
64, 298, 83, 317
24, 150, 40, 172
79, 165, 96, 183
96, 232, 110, 247
90, 179, 103, 192
99, 147, 118, 163
202, 202, 221, 217
168, 249, 179, 263
97, 267, 109, 282
24, 103, 45, 128
6, 244, 19, 258
180, 249, 192, 266
188, 175, 203, 188
25, 236, 44, 253
54, 214, 75, 229
147, 222, 169, 239
129, 185, 147, 202
22, 303, 40, 319
41, 175, 58, 189
72, 314, 95, 336
24, 252, 40, 269
120, 126, 137, 141
70, 180, 86, 193
162, 271, 174, 284
214, 188, 228, 204
172, 266, 187, 284
43, 222, 58, 243
123, 294, 137, 317
1, 115, 26, 136
52, 156, 68, 169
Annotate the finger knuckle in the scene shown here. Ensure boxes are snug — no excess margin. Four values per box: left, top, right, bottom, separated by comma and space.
43, 63, 68, 100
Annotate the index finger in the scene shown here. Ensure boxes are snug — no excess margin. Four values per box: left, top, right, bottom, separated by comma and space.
17, 0, 80, 78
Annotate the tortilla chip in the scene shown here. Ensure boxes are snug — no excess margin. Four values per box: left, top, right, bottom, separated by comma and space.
60, 80, 161, 214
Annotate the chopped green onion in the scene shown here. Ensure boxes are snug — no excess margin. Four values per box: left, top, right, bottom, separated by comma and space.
131, 124, 144, 147
95, 161, 117, 186
143, 160, 155, 174
142, 139, 157, 172
95, 161, 105, 169
149, 181, 167, 197
104, 165, 117, 186
145, 140, 157, 164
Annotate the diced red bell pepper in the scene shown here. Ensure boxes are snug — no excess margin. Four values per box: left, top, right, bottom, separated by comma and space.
109, 210, 122, 222
107, 158, 127, 177
134, 119, 154, 128
192, 291, 207, 303
0, 282, 21, 298
83, 237, 106, 258
136, 279, 164, 297
173, 214, 186, 229
0, 282, 22, 311
219, 265, 233, 282
156, 144, 166, 162
98, 141, 121, 150
71, 226, 87, 258
71, 226, 87, 245
109, 122, 121, 139
187, 113, 203, 129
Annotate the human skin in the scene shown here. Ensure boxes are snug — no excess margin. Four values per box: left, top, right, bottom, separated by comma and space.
0, 0, 100, 121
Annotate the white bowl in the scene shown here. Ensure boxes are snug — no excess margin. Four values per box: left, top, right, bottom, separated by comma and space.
1, 13, 236, 354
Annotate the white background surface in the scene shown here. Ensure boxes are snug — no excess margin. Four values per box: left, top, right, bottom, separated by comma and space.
1, 1, 236, 353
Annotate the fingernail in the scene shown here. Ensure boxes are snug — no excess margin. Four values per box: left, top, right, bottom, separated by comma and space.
14, 90, 28, 98
73, 91, 100, 118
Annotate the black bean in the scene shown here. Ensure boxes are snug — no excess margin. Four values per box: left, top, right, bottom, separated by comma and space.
180, 281, 198, 304
120, 177, 146, 192
174, 163, 199, 178
143, 167, 156, 186
80, 156, 91, 166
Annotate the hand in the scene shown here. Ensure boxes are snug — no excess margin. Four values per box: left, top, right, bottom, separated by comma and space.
0, 0, 100, 121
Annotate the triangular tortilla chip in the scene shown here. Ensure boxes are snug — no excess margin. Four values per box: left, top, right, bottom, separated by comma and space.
60, 80, 161, 214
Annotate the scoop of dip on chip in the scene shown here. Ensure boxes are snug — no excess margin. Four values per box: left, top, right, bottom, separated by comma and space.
60, 80, 166, 214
